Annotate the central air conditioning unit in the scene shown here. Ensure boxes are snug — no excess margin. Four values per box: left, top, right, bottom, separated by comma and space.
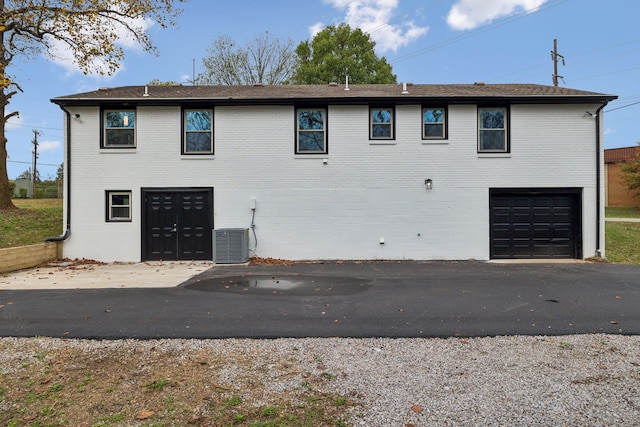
214, 228, 250, 263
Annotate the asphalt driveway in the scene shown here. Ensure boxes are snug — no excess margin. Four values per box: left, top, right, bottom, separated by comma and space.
0, 261, 638, 339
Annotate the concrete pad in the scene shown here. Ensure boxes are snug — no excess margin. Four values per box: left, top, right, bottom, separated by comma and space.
0, 261, 212, 290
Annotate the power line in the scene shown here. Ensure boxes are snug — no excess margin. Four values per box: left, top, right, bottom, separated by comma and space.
389, 0, 570, 65
8, 160, 60, 167
605, 100, 640, 113
7, 122, 62, 132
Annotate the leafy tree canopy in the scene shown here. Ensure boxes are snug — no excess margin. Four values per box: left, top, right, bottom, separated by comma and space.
148, 78, 179, 86
291, 23, 397, 85
0, 0, 185, 210
620, 143, 640, 196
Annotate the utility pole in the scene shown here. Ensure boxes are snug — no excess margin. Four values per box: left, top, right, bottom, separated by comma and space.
31, 129, 41, 197
551, 38, 565, 86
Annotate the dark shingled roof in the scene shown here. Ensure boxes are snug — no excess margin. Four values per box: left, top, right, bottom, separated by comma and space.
51, 83, 617, 106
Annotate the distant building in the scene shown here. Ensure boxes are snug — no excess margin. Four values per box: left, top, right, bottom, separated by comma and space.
604, 146, 640, 207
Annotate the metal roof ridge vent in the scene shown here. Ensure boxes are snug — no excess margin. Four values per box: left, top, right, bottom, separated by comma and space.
98, 87, 108, 91
328, 82, 338, 86
402, 82, 409, 94
142, 85, 149, 97
474, 82, 486, 86
253, 82, 264, 87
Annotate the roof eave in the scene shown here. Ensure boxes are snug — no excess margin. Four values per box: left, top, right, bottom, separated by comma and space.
51, 94, 618, 107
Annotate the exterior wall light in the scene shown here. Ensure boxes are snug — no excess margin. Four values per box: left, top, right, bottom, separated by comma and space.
425, 178, 433, 190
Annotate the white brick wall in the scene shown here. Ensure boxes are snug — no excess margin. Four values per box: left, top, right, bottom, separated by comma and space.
61, 102, 604, 262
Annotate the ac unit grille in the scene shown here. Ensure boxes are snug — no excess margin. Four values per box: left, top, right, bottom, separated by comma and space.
214, 228, 249, 263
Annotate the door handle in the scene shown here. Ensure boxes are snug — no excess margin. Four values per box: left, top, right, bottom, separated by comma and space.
171, 224, 177, 233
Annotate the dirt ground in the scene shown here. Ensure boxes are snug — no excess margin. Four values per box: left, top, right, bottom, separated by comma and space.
0, 337, 354, 427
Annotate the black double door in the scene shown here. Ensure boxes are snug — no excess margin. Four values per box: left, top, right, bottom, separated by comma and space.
143, 188, 213, 261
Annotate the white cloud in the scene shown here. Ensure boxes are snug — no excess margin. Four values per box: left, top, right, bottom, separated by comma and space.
45, 11, 154, 78
309, 22, 325, 38
38, 140, 62, 152
316, 0, 428, 53
447, 0, 547, 31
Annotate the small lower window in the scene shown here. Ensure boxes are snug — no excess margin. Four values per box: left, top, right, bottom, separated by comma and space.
106, 191, 132, 221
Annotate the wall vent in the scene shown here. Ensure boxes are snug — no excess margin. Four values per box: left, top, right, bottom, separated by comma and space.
214, 228, 249, 263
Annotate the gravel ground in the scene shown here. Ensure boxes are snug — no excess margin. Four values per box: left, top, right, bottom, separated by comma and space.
1, 334, 639, 426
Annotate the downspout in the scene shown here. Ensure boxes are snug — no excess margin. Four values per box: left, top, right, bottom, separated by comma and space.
594, 101, 610, 258
46, 107, 71, 242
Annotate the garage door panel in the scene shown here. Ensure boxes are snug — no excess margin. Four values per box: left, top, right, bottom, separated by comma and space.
490, 189, 581, 259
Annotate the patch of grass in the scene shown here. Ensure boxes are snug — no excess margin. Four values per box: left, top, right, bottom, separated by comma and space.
145, 379, 171, 391
606, 206, 640, 218
226, 395, 242, 407
0, 198, 63, 248
605, 222, 640, 264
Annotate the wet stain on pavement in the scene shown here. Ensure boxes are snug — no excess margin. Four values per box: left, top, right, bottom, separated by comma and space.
184, 275, 371, 296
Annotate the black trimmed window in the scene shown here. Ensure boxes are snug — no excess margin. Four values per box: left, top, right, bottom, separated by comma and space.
106, 191, 132, 222
370, 107, 394, 140
296, 108, 327, 154
103, 110, 135, 148
422, 107, 447, 139
183, 109, 213, 154
478, 107, 509, 152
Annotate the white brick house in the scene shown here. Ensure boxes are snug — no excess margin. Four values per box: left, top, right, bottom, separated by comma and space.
50, 83, 616, 262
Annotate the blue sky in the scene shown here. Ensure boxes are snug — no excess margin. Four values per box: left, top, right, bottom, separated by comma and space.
6, 0, 640, 179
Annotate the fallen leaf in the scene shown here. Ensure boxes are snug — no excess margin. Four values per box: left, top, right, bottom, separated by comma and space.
610, 321, 618, 325
136, 410, 154, 420
411, 404, 423, 413
615, 296, 622, 299
104, 309, 112, 313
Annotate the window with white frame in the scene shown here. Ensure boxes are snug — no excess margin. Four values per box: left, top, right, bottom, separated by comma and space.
422, 107, 446, 139
370, 107, 394, 140
103, 110, 135, 148
478, 107, 509, 152
106, 191, 132, 222
184, 109, 213, 154
296, 108, 327, 154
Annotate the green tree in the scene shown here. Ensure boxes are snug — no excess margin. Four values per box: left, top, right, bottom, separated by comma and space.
198, 32, 296, 85
0, 0, 185, 210
620, 143, 640, 197
291, 23, 397, 85
148, 78, 179, 86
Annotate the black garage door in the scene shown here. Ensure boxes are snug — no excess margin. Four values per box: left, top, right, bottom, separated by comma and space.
490, 189, 581, 259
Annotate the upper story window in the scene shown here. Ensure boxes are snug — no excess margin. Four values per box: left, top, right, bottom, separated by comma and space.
370, 107, 394, 140
422, 107, 447, 139
478, 107, 509, 152
296, 108, 327, 154
183, 109, 213, 154
103, 110, 135, 148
